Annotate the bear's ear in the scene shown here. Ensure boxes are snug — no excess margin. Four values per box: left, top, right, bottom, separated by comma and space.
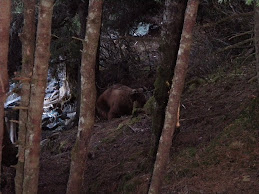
132, 88, 144, 93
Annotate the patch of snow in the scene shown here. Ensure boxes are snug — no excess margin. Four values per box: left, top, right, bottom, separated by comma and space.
5, 64, 75, 132
130, 22, 151, 37
4, 95, 21, 108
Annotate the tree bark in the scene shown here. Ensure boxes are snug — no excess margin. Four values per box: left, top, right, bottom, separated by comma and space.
151, 0, 187, 157
148, 0, 200, 193
22, 0, 54, 193
15, 1, 36, 193
66, 0, 103, 193
255, 4, 259, 91
0, 0, 11, 187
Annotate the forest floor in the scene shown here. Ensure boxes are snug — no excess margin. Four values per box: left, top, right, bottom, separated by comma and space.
3, 63, 259, 194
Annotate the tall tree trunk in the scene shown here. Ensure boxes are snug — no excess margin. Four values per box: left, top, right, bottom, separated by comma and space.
66, 0, 103, 193
15, 1, 36, 193
0, 0, 11, 186
148, 0, 200, 193
255, 3, 259, 90
22, 0, 54, 193
151, 0, 187, 157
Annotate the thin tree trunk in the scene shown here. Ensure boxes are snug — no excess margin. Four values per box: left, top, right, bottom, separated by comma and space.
148, 0, 200, 193
15, 1, 36, 193
66, 0, 103, 193
22, 0, 54, 193
0, 0, 11, 187
151, 0, 187, 157
255, 4, 259, 90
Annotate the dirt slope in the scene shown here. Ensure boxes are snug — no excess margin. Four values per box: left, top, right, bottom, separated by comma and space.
3, 63, 258, 194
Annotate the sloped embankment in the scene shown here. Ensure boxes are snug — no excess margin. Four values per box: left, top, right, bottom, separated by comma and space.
164, 65, 259, 193
35, 64, 258, 194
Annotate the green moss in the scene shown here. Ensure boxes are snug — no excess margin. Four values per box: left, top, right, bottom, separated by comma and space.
207, 73, 222, 83
101, 116, 144, 145
117, 173, 135, 193
88, 181, 103, 194
128, 116, 142, 126
119, 173, 144, 194
132, 107, 143, 117
176, 168, 193, 178
143, 96, 156, 115
186, 78, 206, 92
177, 147, 197, 159
123, 182, 136, 193
187, 147, 197, 157
101, 136, 117, 144
100, 124, 125, 144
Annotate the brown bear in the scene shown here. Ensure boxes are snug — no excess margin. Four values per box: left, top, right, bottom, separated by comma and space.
96, 84, 146, 120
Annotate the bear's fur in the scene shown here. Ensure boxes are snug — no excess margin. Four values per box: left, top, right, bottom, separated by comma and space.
96, 84, 146, 120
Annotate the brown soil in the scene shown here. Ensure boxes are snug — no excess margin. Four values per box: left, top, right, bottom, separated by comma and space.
3, 64, 259, 194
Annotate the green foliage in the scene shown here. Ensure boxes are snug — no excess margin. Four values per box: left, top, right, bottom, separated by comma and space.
50, 11, 82, 83
47, 0, 83, 83
51, 14, 81, 61
246, 0, 254, 4
245, 0, 259, 5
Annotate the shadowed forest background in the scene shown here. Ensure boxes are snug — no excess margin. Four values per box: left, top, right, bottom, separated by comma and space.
1, 0, 259, 193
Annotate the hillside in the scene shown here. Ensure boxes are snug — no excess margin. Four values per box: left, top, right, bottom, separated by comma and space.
2, 1, 258, 193
3, 62, 257, 193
